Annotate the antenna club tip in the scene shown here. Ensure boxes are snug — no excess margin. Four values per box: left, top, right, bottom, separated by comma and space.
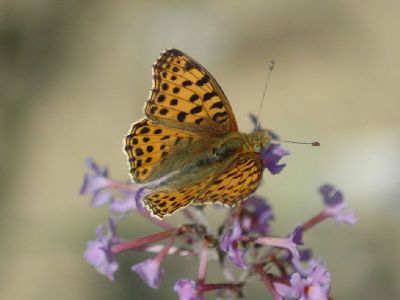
269, 60, 275, 70
312, 142, 320, 147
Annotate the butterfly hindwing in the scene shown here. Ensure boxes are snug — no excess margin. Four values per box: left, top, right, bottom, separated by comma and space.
145, 49, 238, 136
143, 180, 210, 218
196, 153, 264, 206
143, 153, 263, 218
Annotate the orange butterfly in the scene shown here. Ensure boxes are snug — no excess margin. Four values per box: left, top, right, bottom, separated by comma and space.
124, 49, 270, 218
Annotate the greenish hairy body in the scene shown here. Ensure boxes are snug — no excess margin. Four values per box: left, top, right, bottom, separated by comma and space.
146, 131, 270, 191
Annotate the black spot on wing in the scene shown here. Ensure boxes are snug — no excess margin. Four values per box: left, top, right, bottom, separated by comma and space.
190, 94, 200, 102
203, 91, 217, 101
177, 112, 188, 122
195, 118, 204, 125
135, 148, 144, 156
159, 108, 169, 115
196, 74, 210, 86
210, 101, 224, 109
161, 83, 169, 91
190, 106, 202, 114
173, 87, 180, 93
157, 95, 166, 103
182, 80, 192, 87
139, 127, 150, 134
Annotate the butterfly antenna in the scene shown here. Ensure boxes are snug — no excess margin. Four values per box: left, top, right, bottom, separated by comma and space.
256, 60, 275, 130
271, 138, 320, 147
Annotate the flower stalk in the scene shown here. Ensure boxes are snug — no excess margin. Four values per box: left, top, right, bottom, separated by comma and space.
112, 229, 178, 254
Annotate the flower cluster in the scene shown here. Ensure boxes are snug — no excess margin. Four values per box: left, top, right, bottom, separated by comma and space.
81, 119, 356, 300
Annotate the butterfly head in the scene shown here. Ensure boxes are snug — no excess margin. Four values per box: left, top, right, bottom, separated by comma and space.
247, 130, 271, 153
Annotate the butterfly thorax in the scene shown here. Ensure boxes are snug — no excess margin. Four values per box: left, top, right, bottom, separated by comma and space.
195, 130, 270, 165
154, 130, 269, 190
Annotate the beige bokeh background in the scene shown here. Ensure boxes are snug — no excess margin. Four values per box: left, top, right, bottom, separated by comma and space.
1, 1, 399, 299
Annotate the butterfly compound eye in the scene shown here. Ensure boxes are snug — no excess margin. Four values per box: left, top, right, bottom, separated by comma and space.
254, 144, 262, 153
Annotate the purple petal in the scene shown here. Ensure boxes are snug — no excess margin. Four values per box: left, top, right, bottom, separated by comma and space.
249, 113, 260, 130
307, 259, 331, 288
319, 184, 344, 207
134, 187, 148, 211
261, 143, 290, 174
219, 220, 248, 269
242, 196, 274, 234
290, 272, 305, 292
91, 190, 113, 207
319, 184, 334, 198
220, 232, 231, 253
84, 219, 120, 281
334, 208, 357, 225
275, 267, 330, 300
131, 259, 162, 289
230, 220, 243, 241
227, 243, 248, 269
280, 259, 331, 299
110, 191, 143, 213
320, 185, 357, 225
290, 225, 304, 246
173, 279, 200, 300
220, 220, 242, 252
308, 285, 329, 300
82, 157, 146, 213
85, 158, 108, 176
273, 282, 298, 298
84, 240, 118, 281
299, 249, 313, 261
80, 174, 110, 194
249, 114, 279, 138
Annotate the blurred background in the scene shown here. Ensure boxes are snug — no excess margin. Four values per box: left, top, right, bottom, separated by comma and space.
1, 1, 399, 299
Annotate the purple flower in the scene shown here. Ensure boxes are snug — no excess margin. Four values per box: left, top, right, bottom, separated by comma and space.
261, 143, 290, 174
131, 258, 163, 289
274, 259, 331, 300
220, 220, 248, 269
299, 248, 313, 261
307, 259, 331, 289
249, 114, 289, 174
81, 159, 114, 207
290, 225, 304, 246
241, 196, 274, 235
249, 113, 279, 138
81, 159, 109, 193
110, 188, 147, 214
255, 225, 303, 264
320, 184, 357, 225
84, 218, 120, 280
131, 234, 177, 289
174, 279, 201, 300
81, 158, 145, 213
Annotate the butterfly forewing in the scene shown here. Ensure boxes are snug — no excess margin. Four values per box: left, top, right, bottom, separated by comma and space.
145, 49, 238, 136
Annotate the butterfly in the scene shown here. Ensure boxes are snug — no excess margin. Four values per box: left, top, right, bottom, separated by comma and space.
124, 49, 270, 219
